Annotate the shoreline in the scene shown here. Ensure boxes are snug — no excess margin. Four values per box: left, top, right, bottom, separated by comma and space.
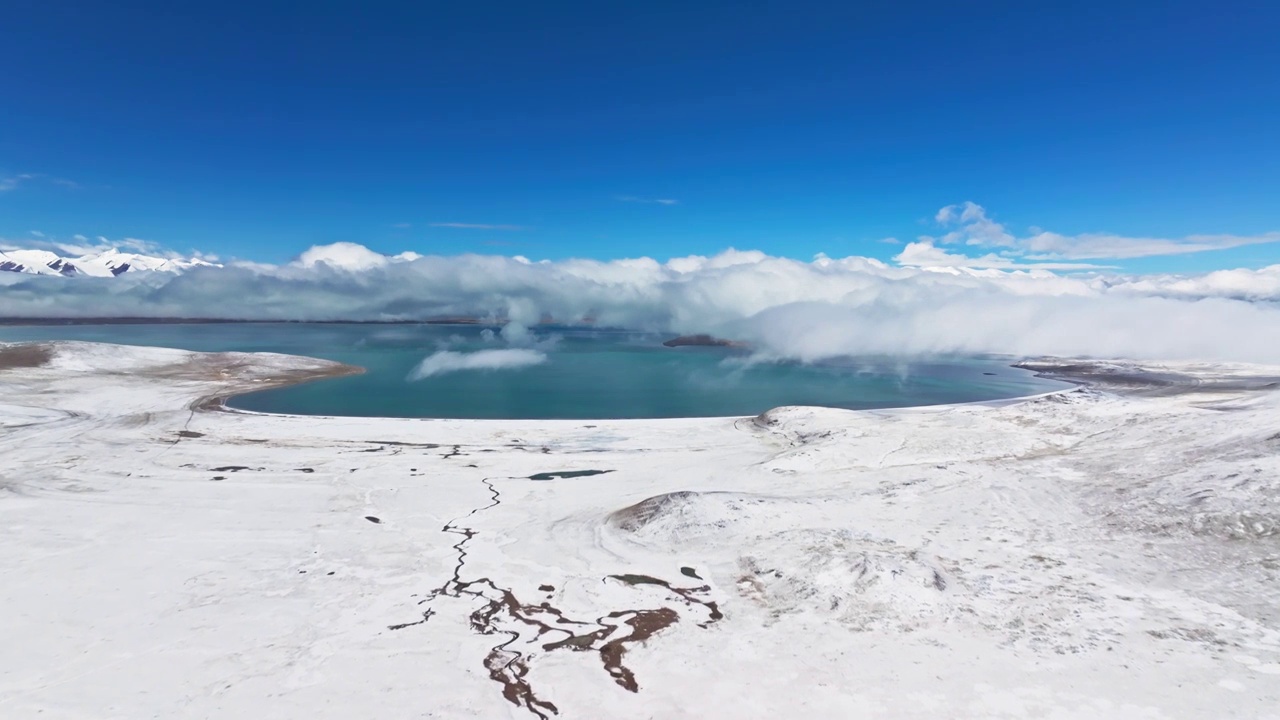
8, 340, 1262, 422
1015, 358, 1280, 395
192, 361, 367, 414
204, 361, 1075, 423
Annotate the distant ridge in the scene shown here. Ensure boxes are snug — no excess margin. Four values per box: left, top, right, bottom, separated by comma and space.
0, 317, 488, 326
0, 317, 590, 326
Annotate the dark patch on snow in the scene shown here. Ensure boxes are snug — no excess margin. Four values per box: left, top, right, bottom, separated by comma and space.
388, 609, 435, 631
0, 344, 52, 369
527, 469, 613, 481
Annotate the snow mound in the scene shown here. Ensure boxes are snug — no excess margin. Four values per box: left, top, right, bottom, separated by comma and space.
603, 488, 1146, 653
737, 530, 957, 632
606, 493, 960, 632
0, 403, 66, 428
44, 341, 194, 372
606, 490, 813, 544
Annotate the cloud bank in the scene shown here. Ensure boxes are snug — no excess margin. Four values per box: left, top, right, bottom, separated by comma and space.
408, 349, 548, 379
3, 203, 1280, 364
1, 245, 1278, 363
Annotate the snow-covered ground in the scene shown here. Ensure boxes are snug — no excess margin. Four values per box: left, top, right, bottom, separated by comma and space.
1, 341, 1278, 719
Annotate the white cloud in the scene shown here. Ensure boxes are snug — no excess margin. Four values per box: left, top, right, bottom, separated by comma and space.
894, 240, 1106, 271
392, 222, 411, 229
294, 242, 392, 272
931, 202, 1280, 260
0, 173, 77, 192
616, 196, 679, 205
0, 174, 35, 192
88, 237, 178, 258
935, 202, 1017, 248
430, 222, 527, 231
407, 349, 548, 379
1105, 264, 1280, 302
1022, 230, 1280, 259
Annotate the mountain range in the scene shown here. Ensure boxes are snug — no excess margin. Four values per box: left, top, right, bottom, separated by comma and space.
0, 248, 218, 277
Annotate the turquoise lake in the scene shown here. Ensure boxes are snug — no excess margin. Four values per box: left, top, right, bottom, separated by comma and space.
0, 323, 1067, 419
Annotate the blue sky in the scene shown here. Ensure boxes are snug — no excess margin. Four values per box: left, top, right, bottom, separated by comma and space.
2, 1, 1277, 271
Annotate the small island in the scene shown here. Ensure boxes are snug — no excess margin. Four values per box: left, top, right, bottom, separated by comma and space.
662, 334, 746, 348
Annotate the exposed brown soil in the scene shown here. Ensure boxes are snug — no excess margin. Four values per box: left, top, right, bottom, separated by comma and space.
609, 573, 723, 627
607, 491, 702, 532
1016, 360, 1280, 397
598, 608, 680, 692
0, 343, 52, 370
191, 360, 365, 412
544, 607, 681, 692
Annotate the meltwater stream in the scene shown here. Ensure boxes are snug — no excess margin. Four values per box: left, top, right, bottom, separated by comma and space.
0, 323, 1067, 419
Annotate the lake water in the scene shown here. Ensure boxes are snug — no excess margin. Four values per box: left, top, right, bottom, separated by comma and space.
0, 323, 1067, 419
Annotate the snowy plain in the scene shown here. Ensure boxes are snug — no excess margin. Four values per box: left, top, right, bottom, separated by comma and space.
1, 341, 1279, 719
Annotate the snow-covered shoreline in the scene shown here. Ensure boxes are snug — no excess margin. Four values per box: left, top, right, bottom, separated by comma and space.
2, 341, 1279, 718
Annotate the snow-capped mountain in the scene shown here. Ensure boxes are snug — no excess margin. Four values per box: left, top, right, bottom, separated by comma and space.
0, 249, 79, 276
0, 248, 219, 277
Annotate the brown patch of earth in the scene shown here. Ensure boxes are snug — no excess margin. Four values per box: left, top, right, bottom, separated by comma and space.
0, 343, 52, 370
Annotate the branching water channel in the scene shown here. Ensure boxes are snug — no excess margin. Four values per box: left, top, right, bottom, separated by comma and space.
388, 462, 722, 718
